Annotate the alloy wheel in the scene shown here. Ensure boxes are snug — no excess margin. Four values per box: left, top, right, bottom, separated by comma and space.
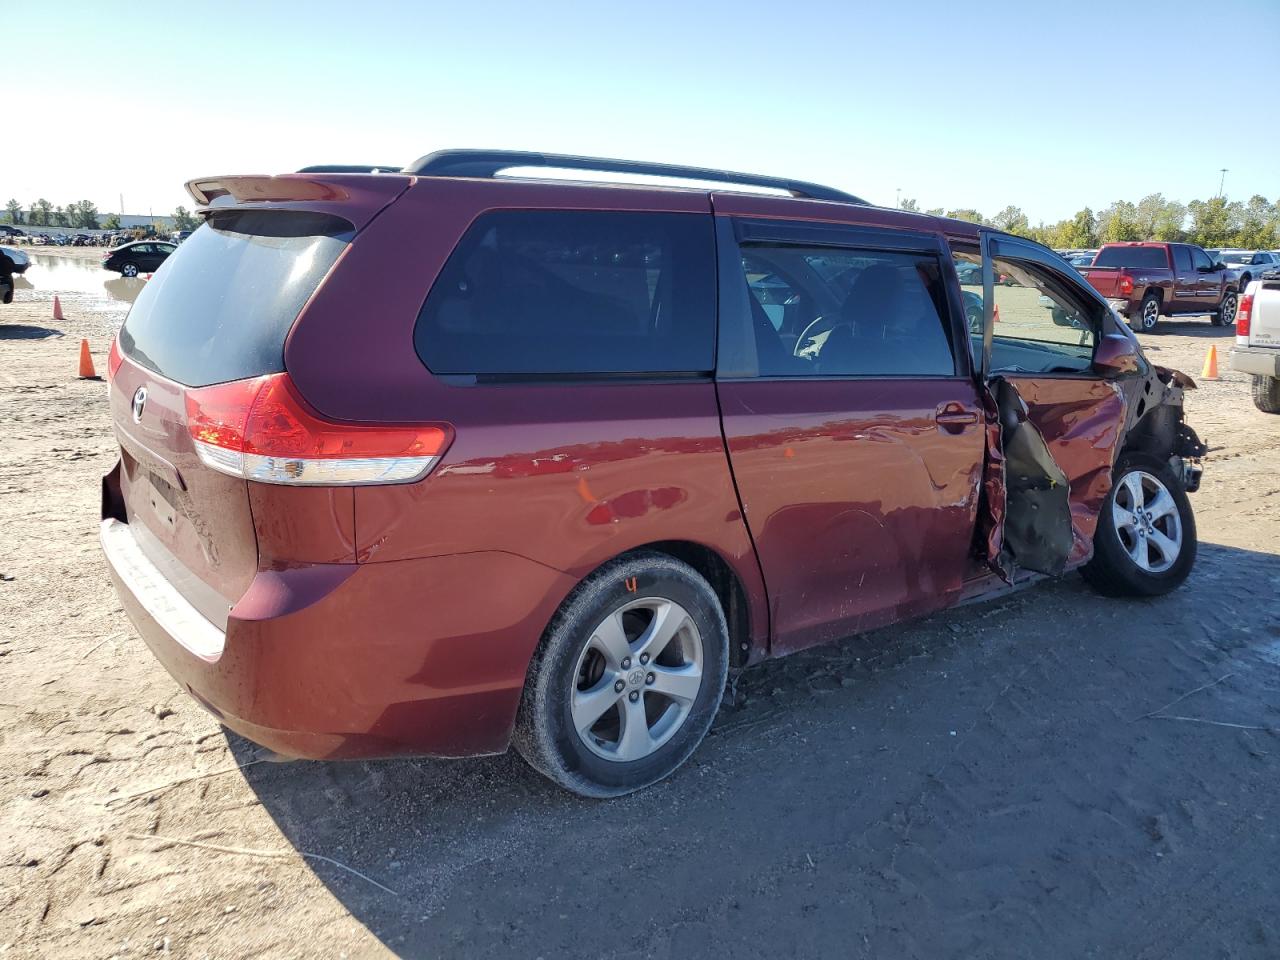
571, 597, 704, 762
122, 263, 138, 277
1142, 299, 1159, 331
1220, 292, 1237, 326
1112, 470, 1182, 574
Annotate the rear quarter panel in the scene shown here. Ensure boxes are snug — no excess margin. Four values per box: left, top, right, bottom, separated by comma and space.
282, 178, 770, 654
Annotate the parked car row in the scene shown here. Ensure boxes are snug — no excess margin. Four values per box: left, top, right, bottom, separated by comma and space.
1, 230, 180, 248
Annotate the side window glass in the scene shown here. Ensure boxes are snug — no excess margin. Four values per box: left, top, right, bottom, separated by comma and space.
989, 258, 1098, 374
736, 243, 955, 378
1191, 247, 1213, 271
415, 210, 715, 376
745, 267, 804, 334
1173, 246, 1193, 272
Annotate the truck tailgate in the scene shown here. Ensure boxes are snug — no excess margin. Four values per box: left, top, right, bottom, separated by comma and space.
1080, 266, 1124, 298
1244, 280, 1280, 347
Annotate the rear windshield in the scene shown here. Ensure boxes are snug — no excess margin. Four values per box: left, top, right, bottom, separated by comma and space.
1092, 246, 1169, 269
119, 210, 351, 386
415, 210, 715, 376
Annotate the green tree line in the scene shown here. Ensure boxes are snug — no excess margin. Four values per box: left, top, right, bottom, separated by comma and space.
902, 193, 1280, 249
3, 200, 200, 232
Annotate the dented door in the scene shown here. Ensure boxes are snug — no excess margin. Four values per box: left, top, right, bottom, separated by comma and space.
715, 215, 984, 655
970, 233, 1127, 576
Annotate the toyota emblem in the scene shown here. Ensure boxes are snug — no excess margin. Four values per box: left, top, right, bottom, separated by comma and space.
131, 386, 148, 423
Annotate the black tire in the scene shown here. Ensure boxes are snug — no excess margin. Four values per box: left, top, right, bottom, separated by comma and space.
1081, 452, 1196, 598
1253, 375, 1280, 414
513, 552, 729, 798
120, 262, 138, 278
1212, 290, 1237, 327
1135, 292, 1161, 332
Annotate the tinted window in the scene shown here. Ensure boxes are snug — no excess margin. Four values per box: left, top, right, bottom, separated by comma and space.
1191, 247, 1213, 270
415, 211, 714, 376
1173, 246, 1193, 272
119, 211, 351, 387
1092, 246, 1168, 269
735, 243, 955, 377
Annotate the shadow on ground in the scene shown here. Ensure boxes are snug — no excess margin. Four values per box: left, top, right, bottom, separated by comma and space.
232, 543, 1280, 959
1141, 318, 1237, 339
0, 323, 64, 340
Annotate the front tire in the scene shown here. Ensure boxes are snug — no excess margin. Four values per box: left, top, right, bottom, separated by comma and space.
1253, 375, 1280, 414
1082, 452, 1196, 597
513, 552, 729, 798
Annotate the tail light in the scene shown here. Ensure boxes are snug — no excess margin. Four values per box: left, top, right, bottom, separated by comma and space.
106, 337, 123, 382
1118, 274, 1134, 296
1237, 293, 1253, 337
184, 373, 451, 486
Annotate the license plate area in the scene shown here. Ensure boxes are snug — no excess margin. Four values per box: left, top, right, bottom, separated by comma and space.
144, 470, 179, 531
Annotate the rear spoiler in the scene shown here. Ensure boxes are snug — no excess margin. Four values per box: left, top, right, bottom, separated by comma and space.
184, 173, 412, 232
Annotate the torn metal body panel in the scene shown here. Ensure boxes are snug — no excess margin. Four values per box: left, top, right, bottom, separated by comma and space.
978, 365, 1202, 583
1006, 376, 1127, 567
1121, 365, 1207, 491
991, 378, 1076, 577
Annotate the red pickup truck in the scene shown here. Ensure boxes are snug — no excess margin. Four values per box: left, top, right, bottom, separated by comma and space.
1080, 241, 1239, 332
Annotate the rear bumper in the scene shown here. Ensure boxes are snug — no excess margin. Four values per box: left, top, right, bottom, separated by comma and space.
1106, 297, 1132, 316
1232, 346, 1280, 377
101, 517, 576, 761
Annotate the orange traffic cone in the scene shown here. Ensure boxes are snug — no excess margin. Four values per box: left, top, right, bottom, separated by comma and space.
53, 296, 65, 321
78, 339, 98, 380
1201, 344, 1220, 381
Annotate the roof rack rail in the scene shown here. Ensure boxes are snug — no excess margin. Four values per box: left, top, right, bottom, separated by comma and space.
401, 149, 865, 205
296, 164, 403, 174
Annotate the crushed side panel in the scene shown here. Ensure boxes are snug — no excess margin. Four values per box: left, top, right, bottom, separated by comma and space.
1002, 377, 1127, 566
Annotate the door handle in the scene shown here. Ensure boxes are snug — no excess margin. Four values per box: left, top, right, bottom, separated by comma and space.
935, 405, 979, 429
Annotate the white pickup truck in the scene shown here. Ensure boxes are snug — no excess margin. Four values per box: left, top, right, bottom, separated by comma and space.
1233, 277, 1280, 413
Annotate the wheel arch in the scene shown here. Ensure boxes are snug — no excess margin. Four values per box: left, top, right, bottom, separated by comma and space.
637, 540, 756, 668
551, 540, 760, 669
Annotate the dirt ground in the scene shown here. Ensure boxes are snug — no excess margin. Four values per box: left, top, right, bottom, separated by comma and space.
2, 251, 1278, 959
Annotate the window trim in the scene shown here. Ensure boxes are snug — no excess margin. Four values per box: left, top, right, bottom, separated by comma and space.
715, 216, 971, 382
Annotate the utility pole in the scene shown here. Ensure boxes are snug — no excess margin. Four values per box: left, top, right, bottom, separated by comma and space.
1218, 168, 1228, 198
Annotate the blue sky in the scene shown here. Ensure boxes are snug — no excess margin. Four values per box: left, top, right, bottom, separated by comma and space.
12, 0, 1280, 222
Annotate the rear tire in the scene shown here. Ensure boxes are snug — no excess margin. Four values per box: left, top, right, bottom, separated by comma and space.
1082, 452, 1196, 597
120, 263, 139, 278
1212, 290, 1237, 327
513, 552, 729, 798
1253, 375, 1280, 414
1136, 292, 1161, 332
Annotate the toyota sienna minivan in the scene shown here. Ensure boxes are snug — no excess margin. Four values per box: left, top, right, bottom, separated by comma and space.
101, 150, 1205, 796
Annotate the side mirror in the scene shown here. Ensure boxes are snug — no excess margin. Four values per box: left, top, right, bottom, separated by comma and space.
1214, 262, 1228, 271
1093, 333, 1141, 378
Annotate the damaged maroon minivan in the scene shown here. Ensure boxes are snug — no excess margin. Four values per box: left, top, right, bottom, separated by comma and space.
101, 151, 1205, 796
